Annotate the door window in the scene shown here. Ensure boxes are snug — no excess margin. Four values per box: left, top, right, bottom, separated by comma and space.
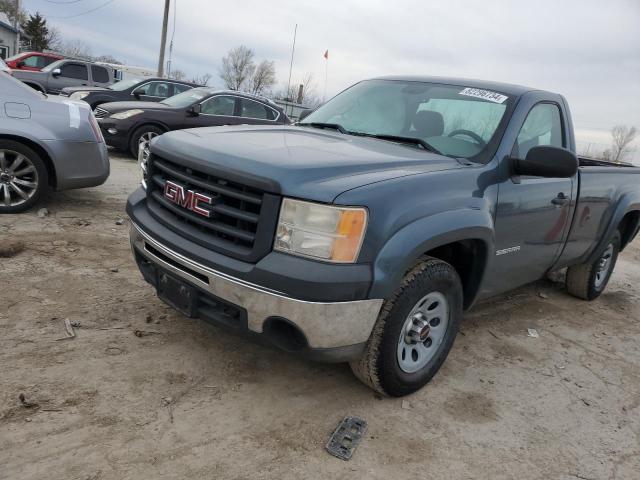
60, 63, 89, 80
134, 81, 171, 97
22, 55, 47, 68
201, 96, 236, 116
515, 103, 564, 159
91, 65, 110, 83
43, 56, 59, 67
239, 98, 275, 120
172, 83, 192, 95
0, 46, 8, 60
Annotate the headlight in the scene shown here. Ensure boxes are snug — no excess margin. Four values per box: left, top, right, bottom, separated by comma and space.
138, 139, 149, 190
110, 109, 143, 120
69, 91, 89, 100
274, 198, 368, 263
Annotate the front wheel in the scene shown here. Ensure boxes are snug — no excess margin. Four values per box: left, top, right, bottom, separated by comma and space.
350, 257, 463, 397
0, 140, 48, 214
129, 125, 164, 158
566, 231, 621, 300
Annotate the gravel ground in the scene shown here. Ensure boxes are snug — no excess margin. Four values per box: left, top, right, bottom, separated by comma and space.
1, 153, 639, 480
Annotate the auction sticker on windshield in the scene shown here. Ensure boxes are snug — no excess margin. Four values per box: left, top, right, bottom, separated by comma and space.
459, 87, 508, 104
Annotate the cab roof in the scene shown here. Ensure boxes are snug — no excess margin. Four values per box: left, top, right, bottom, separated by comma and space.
372, 75, 545, 97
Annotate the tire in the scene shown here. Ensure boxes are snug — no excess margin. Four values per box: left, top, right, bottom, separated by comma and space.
0, 140, 49, 214
566, 231, 621, 300
350, 256, 463, 397
129, 125, 164, 158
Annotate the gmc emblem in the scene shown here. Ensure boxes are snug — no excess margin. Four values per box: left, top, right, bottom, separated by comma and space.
163, 180, 213, 218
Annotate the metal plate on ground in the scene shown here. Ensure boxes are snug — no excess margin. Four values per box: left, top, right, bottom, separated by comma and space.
325, 416, 367, 461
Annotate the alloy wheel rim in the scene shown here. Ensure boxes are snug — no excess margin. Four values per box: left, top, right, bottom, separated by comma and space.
138, 132, 159, 160
0, 149, 39, 207
397, 291, 449, 373
594, 243, 614, 288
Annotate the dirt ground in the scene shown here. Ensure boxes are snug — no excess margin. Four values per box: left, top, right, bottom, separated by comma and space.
1, 152, 639, 480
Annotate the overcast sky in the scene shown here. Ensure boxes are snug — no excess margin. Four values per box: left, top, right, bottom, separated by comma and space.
21, 0, 640, 154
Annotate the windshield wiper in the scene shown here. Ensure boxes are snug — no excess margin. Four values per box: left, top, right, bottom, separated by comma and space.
347, 132, 442, 154
298, 122, 347, 133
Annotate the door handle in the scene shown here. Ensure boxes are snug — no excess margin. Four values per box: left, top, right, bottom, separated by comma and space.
551, 193, 568, 206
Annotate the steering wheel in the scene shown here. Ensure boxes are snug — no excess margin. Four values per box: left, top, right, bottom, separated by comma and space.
447, 129, 487, 148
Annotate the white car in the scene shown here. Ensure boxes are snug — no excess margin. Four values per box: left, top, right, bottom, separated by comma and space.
0, 58, 12, 75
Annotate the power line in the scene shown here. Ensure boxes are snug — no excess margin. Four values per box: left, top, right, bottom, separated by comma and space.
45, 0, 117, 19
44, 0, 87, 4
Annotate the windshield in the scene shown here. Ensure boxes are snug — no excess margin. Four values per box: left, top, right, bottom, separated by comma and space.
42, 59, 65, 72
160, 88, 212, 108
302, 79, 512, 161
109, 78, 141, 91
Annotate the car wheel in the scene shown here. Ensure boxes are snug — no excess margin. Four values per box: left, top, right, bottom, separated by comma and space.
350, 256, 463, 397
566, 231, 621, 300
0, 140, 48, 214
129, 125, 164, 158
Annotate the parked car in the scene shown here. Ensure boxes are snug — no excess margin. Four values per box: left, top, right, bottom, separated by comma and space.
0, 72, 109, 213
0, 58, 11, 75
59, 77, 202, 109
12, 59, 116, 94
4, 51, 64, 71
126, 76, 640, 396
96, 88, 290, 157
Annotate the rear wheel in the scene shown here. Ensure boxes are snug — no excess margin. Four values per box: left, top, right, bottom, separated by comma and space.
0, 140, 48, 214
566, 231, 620, 300
350, 257, 463, 397
129, 125, 164, 158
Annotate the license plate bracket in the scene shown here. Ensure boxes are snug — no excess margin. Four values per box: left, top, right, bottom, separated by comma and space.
157, 271, 198, 317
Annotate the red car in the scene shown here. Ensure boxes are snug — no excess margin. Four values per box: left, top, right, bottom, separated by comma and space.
5, 51, 64, 71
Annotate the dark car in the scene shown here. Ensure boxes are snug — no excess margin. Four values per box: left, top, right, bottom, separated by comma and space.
59, 77, 201, 109
96, 88, 290, 157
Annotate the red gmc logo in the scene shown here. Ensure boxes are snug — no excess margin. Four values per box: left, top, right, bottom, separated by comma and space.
163, 180, 213, 218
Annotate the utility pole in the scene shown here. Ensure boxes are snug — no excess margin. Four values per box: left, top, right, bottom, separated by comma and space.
157, 0, 170, 78
13, 0, 20, 56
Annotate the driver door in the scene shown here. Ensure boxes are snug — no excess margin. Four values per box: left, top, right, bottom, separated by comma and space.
490, 102, 576, 292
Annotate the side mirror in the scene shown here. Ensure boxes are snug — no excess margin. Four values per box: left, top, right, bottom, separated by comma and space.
17, 61, 25, 68
133, 90, 141, 99
298, 108, 313, 121
512, 146, 578, 178
189, 104, 202, 115
51, 68, 61, 77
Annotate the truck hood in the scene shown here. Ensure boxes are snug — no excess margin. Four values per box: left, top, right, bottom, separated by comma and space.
11, 69, 44, 81
99, 100, 171, 113
151, 125, 465, 203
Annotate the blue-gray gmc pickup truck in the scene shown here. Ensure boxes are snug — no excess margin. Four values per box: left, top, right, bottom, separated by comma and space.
126, 76, 640, 396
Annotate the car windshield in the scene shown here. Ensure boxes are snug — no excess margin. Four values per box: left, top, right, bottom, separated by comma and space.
41, 59, 65, 72
161, 88, 212, 108
302, 79, 513, 161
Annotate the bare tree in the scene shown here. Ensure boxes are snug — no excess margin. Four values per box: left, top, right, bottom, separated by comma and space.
250, 60, 276, 95
276, 72, 321, 107
219, 46, 255, 91
46, 26, 62, 52
169, 69, 186, 81
58, 39, 92, 60
191, 73, 213, 86
610, 125, 638, 163
94, 54, 122, 65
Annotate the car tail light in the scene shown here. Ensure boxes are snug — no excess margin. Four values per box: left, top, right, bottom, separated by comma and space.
89, 113, 104, 143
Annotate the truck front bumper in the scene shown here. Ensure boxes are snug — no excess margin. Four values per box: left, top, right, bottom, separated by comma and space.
130, 222, 383, 362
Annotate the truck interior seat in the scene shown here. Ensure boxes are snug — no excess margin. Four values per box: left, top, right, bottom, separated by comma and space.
412, 110, 444, 138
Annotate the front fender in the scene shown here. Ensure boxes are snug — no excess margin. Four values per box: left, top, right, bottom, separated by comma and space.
369, 208, 494, 302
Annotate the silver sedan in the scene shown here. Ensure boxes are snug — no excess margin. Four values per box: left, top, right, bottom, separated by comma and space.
0, 71, 110, 213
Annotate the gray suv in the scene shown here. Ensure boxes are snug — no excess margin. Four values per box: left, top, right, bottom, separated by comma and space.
0, 71, 109, 213
12, 59, 115, 94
